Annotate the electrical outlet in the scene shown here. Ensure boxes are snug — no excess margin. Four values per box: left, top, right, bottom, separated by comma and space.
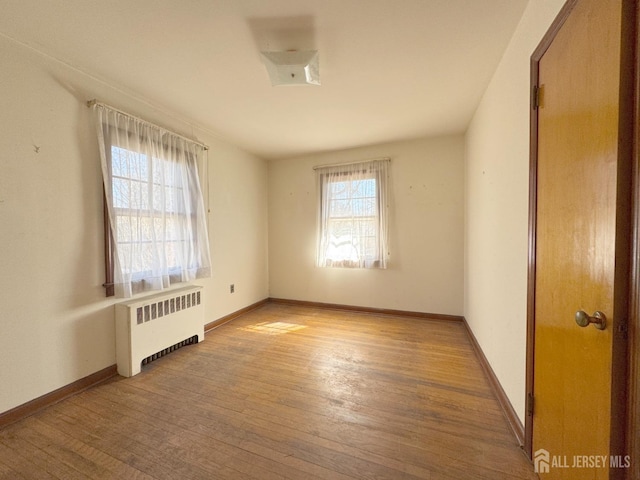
230, 284, 235, 293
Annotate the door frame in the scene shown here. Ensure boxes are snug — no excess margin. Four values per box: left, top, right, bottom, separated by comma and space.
524, 0, 638, 473
627, 1, 640, 477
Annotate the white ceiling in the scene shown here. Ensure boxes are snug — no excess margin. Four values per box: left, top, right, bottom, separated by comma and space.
0, 0, 528, 159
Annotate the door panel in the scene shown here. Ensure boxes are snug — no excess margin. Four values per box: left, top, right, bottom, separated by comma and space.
532, 0, 625, 478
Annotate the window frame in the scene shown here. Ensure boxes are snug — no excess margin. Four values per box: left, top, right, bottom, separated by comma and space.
100, 126, 207, 297
316, 160, 389, 269
103, 186, 115, 297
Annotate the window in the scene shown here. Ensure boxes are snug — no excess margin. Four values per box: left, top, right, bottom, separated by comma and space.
93, 103, 211, 297
316, 159, 389, 268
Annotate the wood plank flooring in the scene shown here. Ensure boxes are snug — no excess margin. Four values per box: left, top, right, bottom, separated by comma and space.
0, 303, 538, 479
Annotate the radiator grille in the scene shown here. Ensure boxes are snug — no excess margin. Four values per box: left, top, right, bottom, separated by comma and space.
141, 335, 199, 366
136, 290, 201, 324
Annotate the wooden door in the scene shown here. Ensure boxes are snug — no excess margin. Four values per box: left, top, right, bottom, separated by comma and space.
529, 0, 634, 478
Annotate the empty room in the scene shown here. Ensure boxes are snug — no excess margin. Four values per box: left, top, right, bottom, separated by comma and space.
1, 0, 638, 479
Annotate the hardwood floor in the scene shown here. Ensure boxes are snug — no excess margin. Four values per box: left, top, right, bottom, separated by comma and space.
0, 303, 538, 479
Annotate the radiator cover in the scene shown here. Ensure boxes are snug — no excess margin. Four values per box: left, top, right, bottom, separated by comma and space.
114, 285, 204, 377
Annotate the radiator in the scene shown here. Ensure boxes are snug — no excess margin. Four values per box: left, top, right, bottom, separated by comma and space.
115, 285, 205, 377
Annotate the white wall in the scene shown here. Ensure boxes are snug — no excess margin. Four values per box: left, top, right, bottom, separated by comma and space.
269, 136, 464, 315
0, 35, 268, 414
464, 0, 566, 423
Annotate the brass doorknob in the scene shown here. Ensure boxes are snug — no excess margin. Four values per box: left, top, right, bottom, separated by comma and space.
575, 310, 607, 330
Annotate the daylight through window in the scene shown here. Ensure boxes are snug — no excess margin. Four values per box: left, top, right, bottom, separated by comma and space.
316, 159, 389, 268
93, 103, 211, 297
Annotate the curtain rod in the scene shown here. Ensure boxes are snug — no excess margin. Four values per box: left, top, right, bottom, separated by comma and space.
313, 157, 390, 170
87, 99, 209, 151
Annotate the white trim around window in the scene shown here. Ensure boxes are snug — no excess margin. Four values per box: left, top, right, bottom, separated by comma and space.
315, 159, 389, 269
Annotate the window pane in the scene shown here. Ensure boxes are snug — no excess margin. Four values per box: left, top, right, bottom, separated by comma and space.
362, 236, 376, 257
329, 199, 351, 217
115, 215, 132, 243
111, 147, 127, 177
329, 181, 351, 199
352, 178, 376, 197
139, 243, 154, 273
112, 178, 130, 208
117, 243, 131, 271
329, 218, 353, 235
139, 217, 154, 242
167, 217, 182, 241
351, 197, 376, 216
165, 241, 178, 269
362, 219, 377, 236
152, 157, 163, 184
317, 162, 387, 268
152, 183, 163, 211
164, 186, 175, 212
112, 146, 149, 180
134, 152, 148, 180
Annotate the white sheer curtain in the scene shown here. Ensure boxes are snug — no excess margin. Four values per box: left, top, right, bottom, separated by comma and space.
316, 159, 389, 268
93, 104, 211, 297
